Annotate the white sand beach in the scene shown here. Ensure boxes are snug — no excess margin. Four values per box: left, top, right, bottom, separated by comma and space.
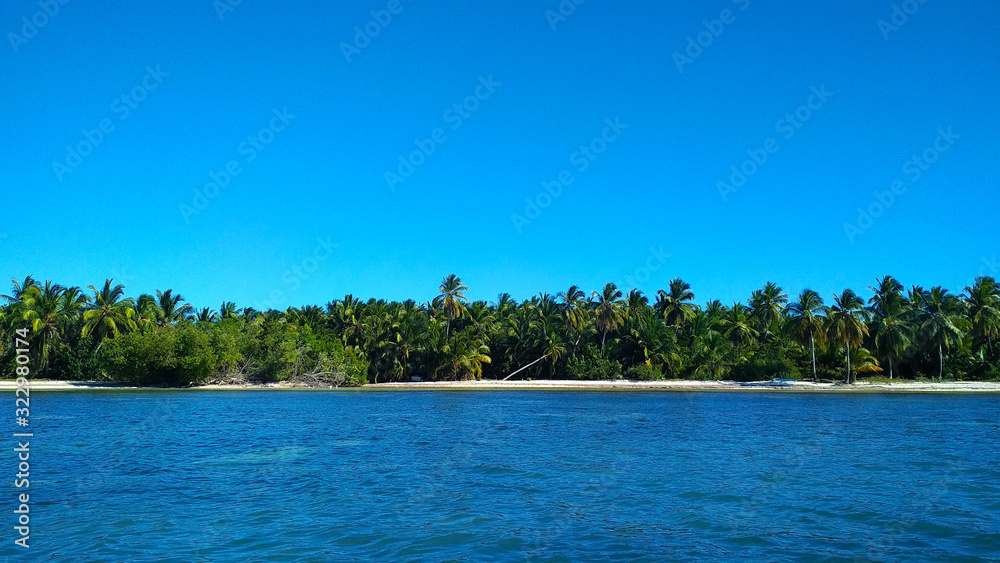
4, 379, 1000, 392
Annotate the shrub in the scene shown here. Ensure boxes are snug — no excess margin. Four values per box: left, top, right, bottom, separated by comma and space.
626, 363, 664, 381
729, 358, 800, 382
99, 324, 217, 386
566, 354, 622, 380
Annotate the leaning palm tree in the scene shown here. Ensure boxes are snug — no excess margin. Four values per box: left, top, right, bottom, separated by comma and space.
919, 287, 968, 379
81, 279, 136, 344
154, 289, 193, 327
438, 274, 469, 337
826, 289, 869, 384
785, 289, 827, 382
592, 283, 625, 356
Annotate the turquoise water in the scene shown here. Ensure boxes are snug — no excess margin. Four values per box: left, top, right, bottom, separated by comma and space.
6, 391, 1000, 561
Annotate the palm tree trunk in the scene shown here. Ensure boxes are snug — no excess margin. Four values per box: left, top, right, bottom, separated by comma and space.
810, 331, 817, 383
939, 343, 943, 380
601, 329, 608, 357
845, 345, 851, 384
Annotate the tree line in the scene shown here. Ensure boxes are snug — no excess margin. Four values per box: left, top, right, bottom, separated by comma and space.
1, 274, 998, 386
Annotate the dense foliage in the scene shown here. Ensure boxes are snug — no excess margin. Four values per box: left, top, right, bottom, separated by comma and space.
2, 274, 998, 386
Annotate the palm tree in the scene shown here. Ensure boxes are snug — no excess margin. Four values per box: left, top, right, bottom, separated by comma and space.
134, 294, 158, 333
58, 286, 90, 335
196, 308, 220, 323
749, 282, 787, 343
435, 332, 491, 380
2, 276, 38, 306
867, 279, 914, 380
963, 277, 1000, 356
154, 289, 193, 326
869, 275, 904, 313
625, 289, 650, 327
872, 293, 915, 379
81, 279, 136, 343
592, 283, 625, 356
918, 287, 968, 379
786, 289, 827, 382
721, 303, 758, 348
540, 332, 567, 376
438, 274, 469, 337
633, 318, 681, 375
655, 278, 695, 333
827, 289, 869, 383
558, 285, 590, 352
20, 281, 67, 375
220, 301, 242, 320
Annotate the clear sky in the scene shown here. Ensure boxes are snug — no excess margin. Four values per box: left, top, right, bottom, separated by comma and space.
2, 0, 998, 311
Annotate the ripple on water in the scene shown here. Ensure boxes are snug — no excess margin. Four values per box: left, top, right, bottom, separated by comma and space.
13, 391, 1000, 561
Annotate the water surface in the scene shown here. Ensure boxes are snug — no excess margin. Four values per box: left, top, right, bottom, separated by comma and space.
7, 391, 1000, 561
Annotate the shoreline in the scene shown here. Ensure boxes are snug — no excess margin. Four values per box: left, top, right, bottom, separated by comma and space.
4, 379, 1000, 393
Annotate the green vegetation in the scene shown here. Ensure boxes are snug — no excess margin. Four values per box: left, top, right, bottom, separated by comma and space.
2, 275, 999, 386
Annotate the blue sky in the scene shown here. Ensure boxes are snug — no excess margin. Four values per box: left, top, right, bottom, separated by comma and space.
2, 0, 998, 311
